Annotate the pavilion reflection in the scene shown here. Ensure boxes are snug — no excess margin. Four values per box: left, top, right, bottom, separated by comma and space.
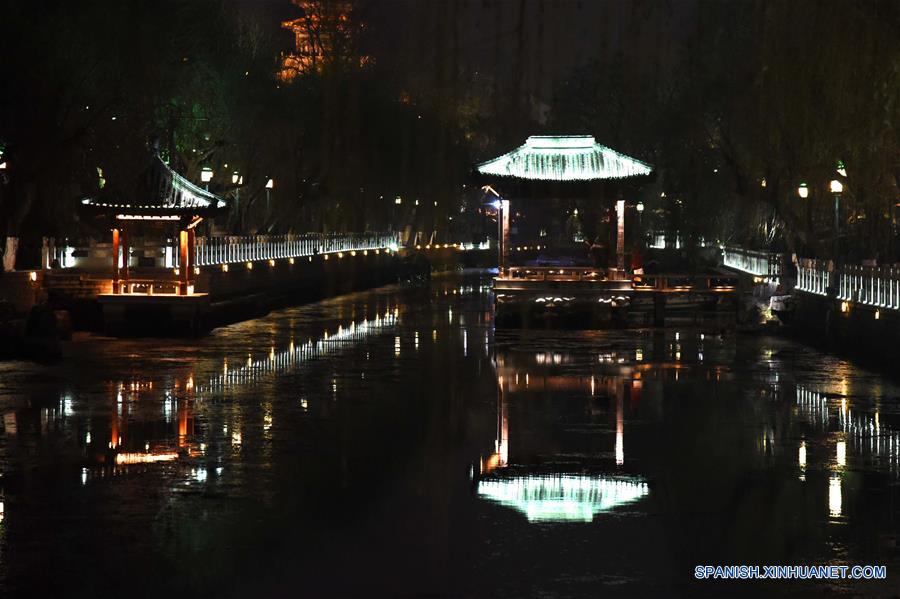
66, 301, 402, 483
477, 474, 649, 523
476, 348, 649, 522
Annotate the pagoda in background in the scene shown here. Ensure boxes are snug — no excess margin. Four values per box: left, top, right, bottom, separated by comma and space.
278, 0, 368, 81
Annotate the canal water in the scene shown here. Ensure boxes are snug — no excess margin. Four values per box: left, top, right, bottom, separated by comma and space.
1, 272, 899, 597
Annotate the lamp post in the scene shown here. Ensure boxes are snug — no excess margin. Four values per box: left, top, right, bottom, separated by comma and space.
232, 172, 242, 230
201, 167, 214, 191
830, 179, 843, 259
636, 201, 644, 244
797, 182, 809, 199
265, 178, 274, 220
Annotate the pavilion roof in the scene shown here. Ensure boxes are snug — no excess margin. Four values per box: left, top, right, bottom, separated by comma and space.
81, 155, 226, 217
475, 135, 652, 182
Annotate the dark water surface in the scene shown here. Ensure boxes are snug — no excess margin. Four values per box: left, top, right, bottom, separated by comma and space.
1, 273, 900, 597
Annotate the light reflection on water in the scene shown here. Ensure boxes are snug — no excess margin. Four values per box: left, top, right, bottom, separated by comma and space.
477, 475, 649, 522
0, 276, 899, 595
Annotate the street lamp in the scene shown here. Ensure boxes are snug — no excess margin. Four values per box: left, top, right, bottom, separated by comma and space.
201, 167, 213, 191
231, 172, 242, 229
830, 179, 843, 259
636, 201, 644, 239
798, 182, 809, 199
265, 178, 274, 220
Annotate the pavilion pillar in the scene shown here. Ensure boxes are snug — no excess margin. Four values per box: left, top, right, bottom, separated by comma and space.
187, 227, 196, 274
121, 227, 130, 291
498, 200, 510, 275
179, 229, 189, 295
111, 228, 120, 294
498, 375, 508, 467
616, 199, 625, 277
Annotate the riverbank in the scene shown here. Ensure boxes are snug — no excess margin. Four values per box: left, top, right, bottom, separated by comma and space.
782, 290, 900, 374
0, 246, 495, 357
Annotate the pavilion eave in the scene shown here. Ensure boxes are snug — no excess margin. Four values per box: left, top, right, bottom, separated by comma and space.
475, 135, 652, 183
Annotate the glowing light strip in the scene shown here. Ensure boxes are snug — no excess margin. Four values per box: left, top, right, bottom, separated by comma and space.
115, 451, 179, 465
115, 214, 181, 221
159, 156, 226, 209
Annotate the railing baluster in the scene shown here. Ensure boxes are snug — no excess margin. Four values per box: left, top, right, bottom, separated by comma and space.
178, 231, 394, 267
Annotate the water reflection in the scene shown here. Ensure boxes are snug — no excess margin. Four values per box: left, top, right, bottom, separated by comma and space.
829, 475, 843, 518
477, 475, 649, 522
792, 382, 900, 524
477, 346, 649, 522
795, 385, 900, 474
5, 278, 900, 596
198, 309, 398, 396
52, 304, 405, 491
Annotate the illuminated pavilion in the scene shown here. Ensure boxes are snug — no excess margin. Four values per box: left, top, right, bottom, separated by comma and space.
475, 135, 652, 278
81, 155, 226, 296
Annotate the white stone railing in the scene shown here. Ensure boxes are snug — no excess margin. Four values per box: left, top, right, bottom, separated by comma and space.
796, 259, 900, 309
796, 258, 831, 296
194, 232, 399, 266
836, 264, 900, 309
721, 246, 783, 281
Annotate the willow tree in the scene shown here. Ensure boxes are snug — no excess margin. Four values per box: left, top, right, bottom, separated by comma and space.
0, 0, 223, 266
691, 0, 900, 260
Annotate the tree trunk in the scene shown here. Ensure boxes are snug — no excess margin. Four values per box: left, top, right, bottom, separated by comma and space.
3, 237, 18, 272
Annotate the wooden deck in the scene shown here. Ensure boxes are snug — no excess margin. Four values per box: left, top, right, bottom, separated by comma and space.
493, 267, 740, 327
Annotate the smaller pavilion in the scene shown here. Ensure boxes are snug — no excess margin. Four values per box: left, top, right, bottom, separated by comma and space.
81, 155, 226, 295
